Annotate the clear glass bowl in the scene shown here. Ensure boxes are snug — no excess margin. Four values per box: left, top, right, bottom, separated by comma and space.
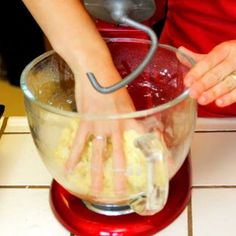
20, 38, 196, 215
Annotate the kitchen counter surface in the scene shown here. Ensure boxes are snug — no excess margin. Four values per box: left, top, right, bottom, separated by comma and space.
0, 116, 236, 236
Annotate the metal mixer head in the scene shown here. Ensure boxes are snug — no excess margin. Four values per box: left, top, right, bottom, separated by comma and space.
83, 0, 156, 24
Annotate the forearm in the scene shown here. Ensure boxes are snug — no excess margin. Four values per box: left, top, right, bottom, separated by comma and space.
22, 0, 111, 70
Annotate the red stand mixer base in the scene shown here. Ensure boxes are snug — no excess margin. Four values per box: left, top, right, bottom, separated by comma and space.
50, 156, 192, 236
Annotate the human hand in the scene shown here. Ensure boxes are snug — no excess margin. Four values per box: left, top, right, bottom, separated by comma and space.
179, 40, 236, 107
64, 59, 144, 195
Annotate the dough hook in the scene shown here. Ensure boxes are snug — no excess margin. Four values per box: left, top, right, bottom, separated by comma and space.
84, 0, 158, 94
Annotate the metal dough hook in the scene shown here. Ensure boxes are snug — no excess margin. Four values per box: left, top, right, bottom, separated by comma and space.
84, 0, 158, 94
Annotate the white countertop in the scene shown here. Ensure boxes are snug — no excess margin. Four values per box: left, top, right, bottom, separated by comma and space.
0, 116, 236, 236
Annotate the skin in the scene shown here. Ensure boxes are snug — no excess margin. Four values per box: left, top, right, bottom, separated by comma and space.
180, 41, 236, 107
22, 0, 142, 195
22, 0, 236, 194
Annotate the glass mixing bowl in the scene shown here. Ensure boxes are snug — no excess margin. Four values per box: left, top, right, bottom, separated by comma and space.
20, 38, 196, 216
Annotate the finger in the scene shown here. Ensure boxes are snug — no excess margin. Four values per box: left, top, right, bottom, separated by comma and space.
91, 135, 106, 194
184, 45, 229, 87
189, 61, 235, 100
112, 130, 126, 195
125, 119, 145, 134
140, 116, 164, 133
216, 88, 236, 107
197, 73, 236, 105
65, 124, 89, 173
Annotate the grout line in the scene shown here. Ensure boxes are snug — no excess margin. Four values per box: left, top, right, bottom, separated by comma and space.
187, 198, 193, 236
0, 117, 8, 138
0, 185, 50, 189
3, 132, 31, 135
195, 130, 236, 133
193, 185, 236, 189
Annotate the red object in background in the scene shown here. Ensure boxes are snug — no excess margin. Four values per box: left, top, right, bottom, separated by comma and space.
50, 156, 191, 236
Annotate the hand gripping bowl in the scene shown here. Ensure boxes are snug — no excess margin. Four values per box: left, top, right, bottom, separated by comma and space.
20, 38, 196, 232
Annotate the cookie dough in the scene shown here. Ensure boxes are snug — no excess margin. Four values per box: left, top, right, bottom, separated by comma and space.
54, 120, 169, 203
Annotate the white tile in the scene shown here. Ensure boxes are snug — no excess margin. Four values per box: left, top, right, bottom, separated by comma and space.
0, 134, 51, 185
0, 188, 69, 236
4, 116, 30, 133
192, 188, 236, 236
156, 208, 188, 236
196, 117, 236, 131
191, 132, 236, 186
0, 186, 187, 236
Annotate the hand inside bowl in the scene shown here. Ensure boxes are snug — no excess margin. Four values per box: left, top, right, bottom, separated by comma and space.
64, 70, 144, 195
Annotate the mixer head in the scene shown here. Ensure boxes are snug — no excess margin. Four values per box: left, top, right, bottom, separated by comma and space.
83, 0, 156, 24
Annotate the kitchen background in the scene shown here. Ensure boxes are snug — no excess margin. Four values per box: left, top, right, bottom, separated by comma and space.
0, 56, 25, 116
0, 1, 48, 117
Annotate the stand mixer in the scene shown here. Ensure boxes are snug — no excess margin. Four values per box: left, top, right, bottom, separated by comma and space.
20, 1, 196, 235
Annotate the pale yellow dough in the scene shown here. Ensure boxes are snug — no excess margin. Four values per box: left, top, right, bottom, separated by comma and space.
54, 120, 168, 201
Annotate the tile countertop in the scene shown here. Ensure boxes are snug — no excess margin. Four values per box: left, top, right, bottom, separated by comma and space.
0, 116, 236, 236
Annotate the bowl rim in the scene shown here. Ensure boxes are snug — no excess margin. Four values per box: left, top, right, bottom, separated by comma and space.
20, 40, 195, 120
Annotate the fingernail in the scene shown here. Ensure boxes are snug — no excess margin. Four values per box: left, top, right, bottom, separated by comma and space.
65, 165, 73, 174
189, 89, 199, 99
91, 188, 100, 196
184, 79, 191, 87
184, 76, 194, 87
114, 188, 125, 195
198, 94, 208, 105
216, 99, 224, 107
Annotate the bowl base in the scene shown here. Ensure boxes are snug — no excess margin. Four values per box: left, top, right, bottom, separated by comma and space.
50, 155, 192, 236
83, 200, 134, 216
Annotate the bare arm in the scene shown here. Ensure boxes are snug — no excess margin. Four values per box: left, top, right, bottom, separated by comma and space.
22, 0, 137, 193
22, 0, 114, 80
